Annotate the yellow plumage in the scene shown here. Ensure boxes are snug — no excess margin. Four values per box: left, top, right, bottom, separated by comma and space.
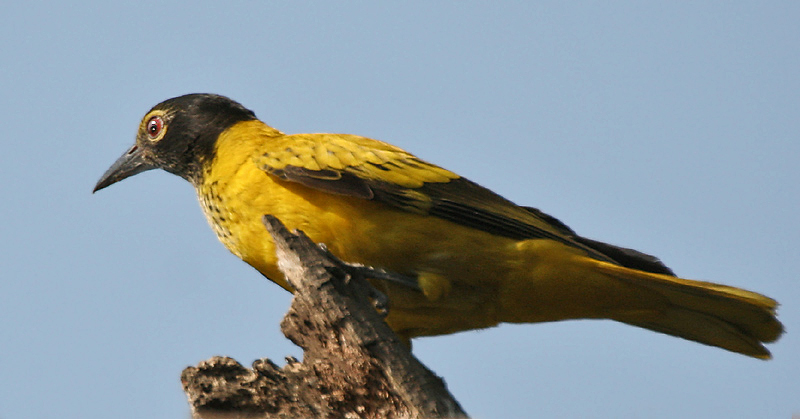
94, 94, 783, 358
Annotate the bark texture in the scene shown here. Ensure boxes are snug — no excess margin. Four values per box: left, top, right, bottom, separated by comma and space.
181, 215, 468, 419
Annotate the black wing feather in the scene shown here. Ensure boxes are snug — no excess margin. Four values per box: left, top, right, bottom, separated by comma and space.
260, 151, 675, 275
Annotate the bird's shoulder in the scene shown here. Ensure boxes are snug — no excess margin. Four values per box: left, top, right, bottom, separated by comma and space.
254, 132, 459, 188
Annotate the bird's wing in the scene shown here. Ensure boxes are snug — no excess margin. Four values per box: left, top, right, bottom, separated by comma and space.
256, 134, 589, 241
255, 133, 672, 272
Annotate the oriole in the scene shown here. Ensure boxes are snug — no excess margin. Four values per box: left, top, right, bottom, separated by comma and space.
94, 93, 782, 358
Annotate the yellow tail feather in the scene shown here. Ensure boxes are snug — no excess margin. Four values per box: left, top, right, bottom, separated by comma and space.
590, 260, 782, 359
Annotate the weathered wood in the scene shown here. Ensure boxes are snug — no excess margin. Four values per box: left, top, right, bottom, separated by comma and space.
181, 215, 468, 419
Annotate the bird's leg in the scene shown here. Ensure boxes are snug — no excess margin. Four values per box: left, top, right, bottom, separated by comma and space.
317, 243, 420, 316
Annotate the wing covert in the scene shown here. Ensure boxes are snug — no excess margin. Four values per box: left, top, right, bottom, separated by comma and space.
255, 133, 619, 263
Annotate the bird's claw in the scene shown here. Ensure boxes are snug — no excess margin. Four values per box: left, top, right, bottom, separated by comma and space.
317, 243, 418, 316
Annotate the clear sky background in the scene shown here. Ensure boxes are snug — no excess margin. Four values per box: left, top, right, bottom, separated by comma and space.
1, 2, 798, 418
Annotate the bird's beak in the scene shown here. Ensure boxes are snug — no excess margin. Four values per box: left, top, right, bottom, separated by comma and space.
93, 144, 157, 193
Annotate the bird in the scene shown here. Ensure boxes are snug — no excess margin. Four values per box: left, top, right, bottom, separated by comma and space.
94, 93, 783, 359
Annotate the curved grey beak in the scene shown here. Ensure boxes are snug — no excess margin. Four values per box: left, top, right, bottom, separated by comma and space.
93, 144, 156, 193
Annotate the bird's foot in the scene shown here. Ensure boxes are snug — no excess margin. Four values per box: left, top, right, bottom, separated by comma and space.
317, 243, 419, 316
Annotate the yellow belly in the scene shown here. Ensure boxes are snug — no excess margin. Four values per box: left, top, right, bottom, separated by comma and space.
199, 155, 529, 336
194, 128, 631, 339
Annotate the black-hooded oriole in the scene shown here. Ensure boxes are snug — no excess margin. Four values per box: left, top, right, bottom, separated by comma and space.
94, 93, 782, 358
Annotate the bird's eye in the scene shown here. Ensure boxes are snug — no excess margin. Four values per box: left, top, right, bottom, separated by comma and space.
146, 115, 164, 140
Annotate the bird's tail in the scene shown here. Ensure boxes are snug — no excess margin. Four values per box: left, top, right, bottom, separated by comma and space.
588, 259, 783, 359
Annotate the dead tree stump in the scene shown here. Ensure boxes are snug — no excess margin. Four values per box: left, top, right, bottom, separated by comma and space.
181, 215, 468, 419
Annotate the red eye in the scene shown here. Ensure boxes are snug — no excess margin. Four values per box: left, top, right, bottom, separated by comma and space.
146, 116, 164, 139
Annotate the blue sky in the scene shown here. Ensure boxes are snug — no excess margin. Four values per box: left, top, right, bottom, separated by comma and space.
1, 2, 798, 418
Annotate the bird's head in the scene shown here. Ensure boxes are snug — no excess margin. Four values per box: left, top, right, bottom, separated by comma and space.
93, 93, 257, 192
